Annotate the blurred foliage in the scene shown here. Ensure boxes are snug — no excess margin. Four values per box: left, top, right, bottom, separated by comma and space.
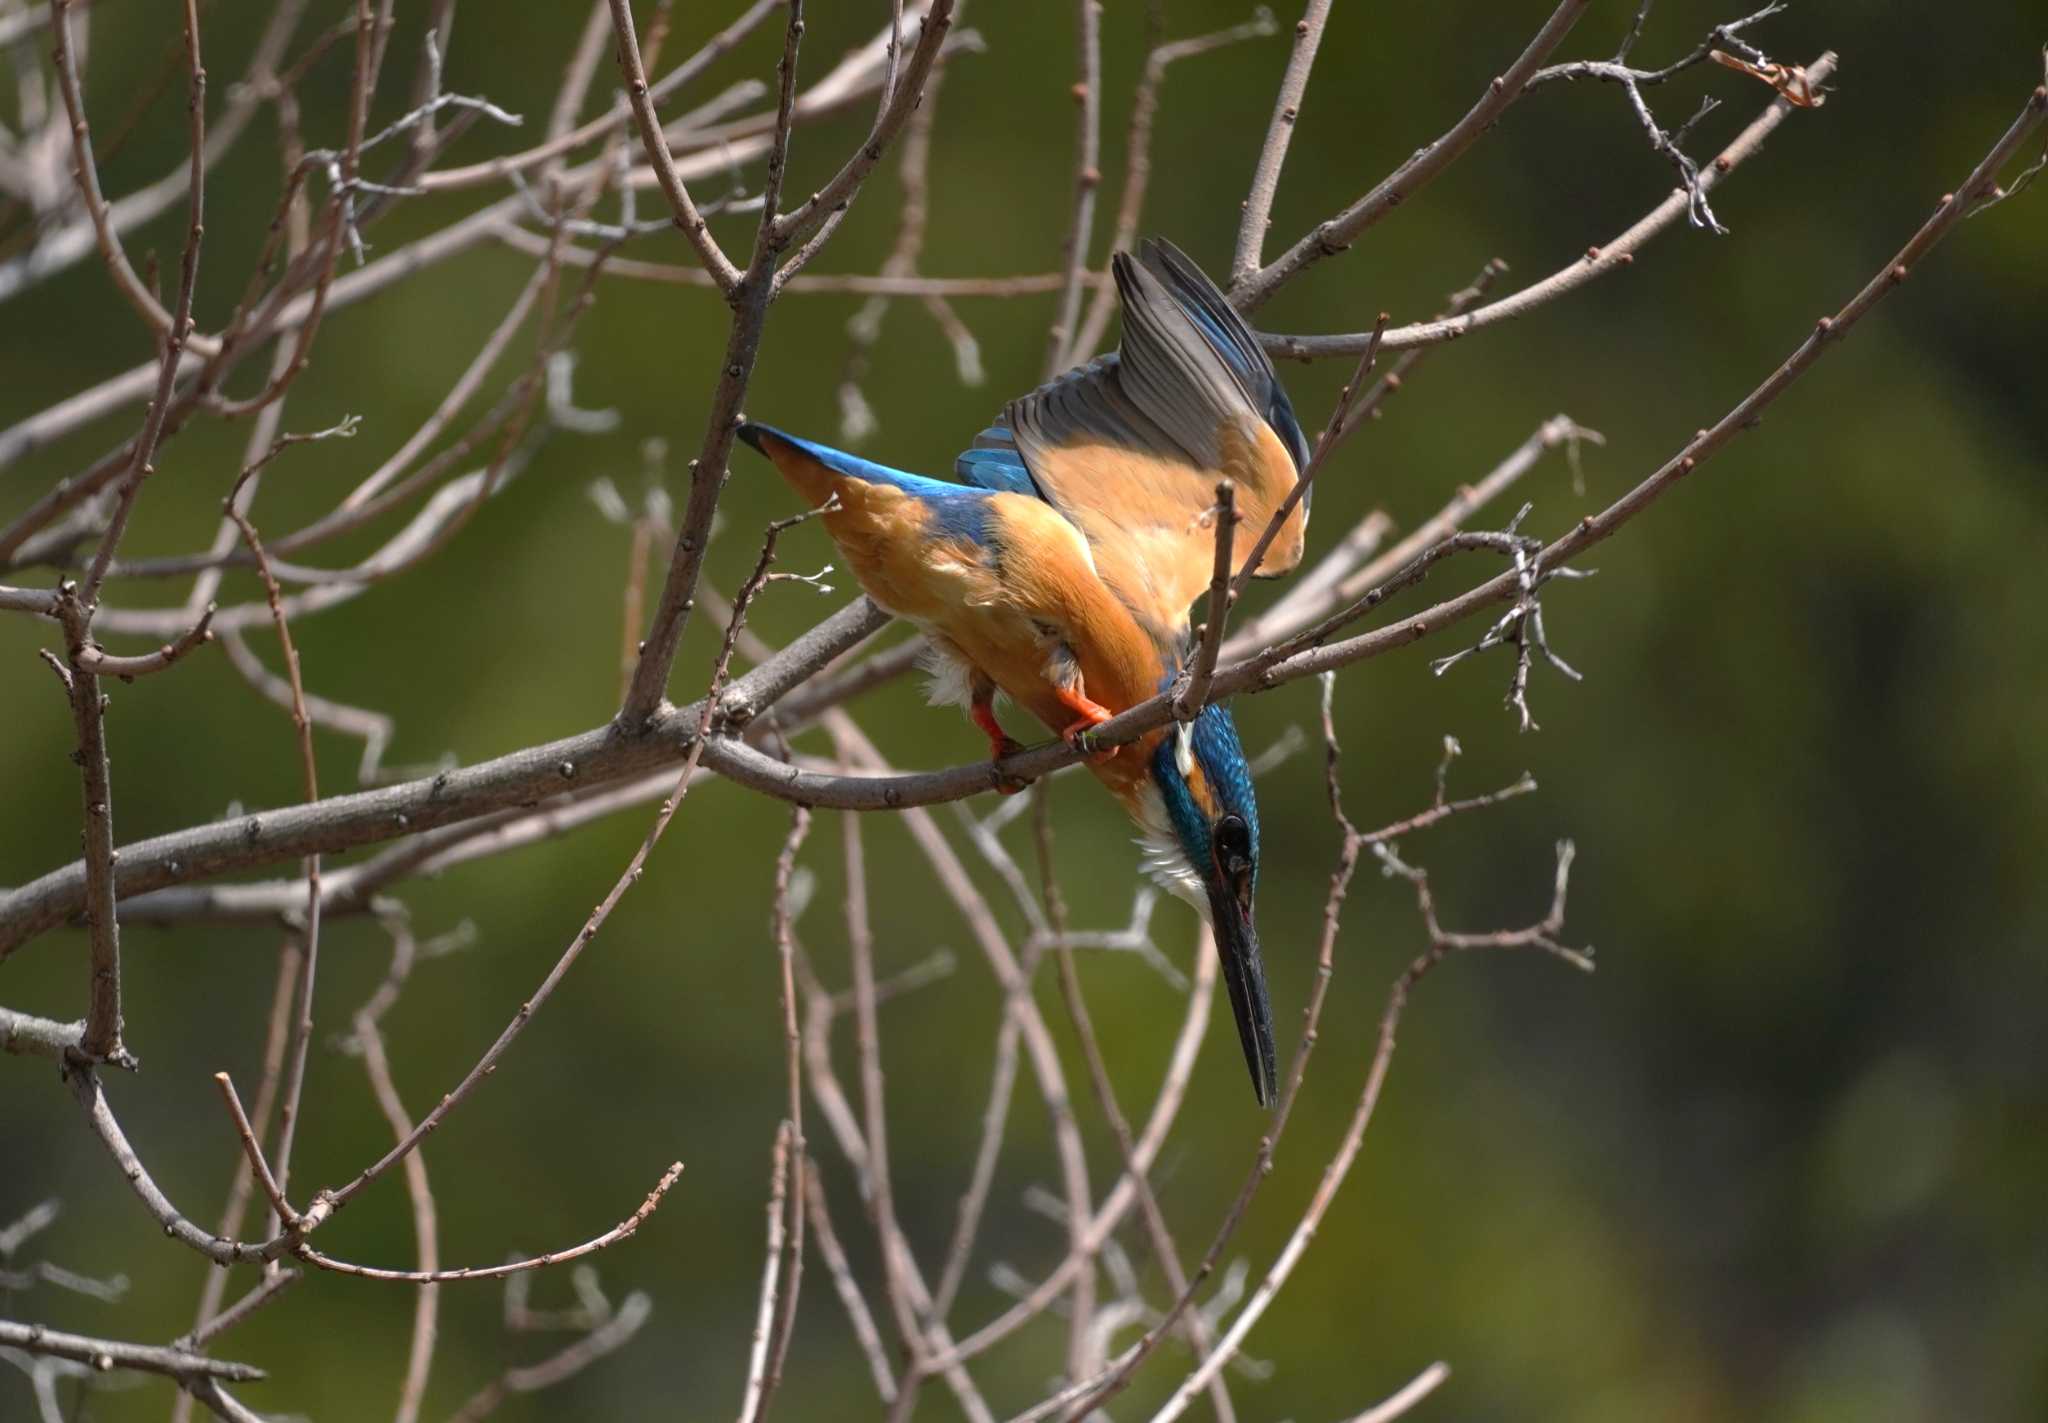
3, 1, 2045, 1420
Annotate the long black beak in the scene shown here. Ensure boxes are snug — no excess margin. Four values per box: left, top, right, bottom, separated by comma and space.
1207, 880, 1277, 1107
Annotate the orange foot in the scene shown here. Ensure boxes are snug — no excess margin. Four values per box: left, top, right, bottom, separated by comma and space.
971, 698, 1032, 795
1057, 691, 1119, 765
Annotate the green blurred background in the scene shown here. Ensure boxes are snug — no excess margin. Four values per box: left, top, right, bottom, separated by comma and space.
4, 1, 2045, 1418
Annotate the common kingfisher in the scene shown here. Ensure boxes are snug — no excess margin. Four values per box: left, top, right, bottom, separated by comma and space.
738, 239, 1311, 1105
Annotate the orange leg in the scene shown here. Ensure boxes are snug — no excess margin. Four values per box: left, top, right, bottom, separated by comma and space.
971, 682, 1030, 794
1055, 686, 1119, 763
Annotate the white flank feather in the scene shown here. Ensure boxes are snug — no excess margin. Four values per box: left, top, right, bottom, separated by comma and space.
916, 637, 979, 710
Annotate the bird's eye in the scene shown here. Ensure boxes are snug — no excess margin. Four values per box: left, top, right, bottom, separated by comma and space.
1214, 815, 1251, 862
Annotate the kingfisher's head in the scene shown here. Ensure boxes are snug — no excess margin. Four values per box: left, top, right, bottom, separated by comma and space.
1126, 701, 1275, 1107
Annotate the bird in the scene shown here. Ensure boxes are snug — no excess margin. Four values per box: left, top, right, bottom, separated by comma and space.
736, 238, 1312, 1105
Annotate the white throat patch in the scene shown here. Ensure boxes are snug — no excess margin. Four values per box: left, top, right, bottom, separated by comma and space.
1131, 782, 1204, 907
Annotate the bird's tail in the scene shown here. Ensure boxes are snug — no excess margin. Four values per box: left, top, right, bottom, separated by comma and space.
736, 422, 844, 509
737, 421, 980, 509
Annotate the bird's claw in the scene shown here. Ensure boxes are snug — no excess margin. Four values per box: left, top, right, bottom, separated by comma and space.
1063, 721, 1118, 765
989, 736, 1031, 795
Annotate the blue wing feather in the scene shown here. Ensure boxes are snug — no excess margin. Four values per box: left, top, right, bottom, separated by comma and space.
953, 426, 1045, 499
738, 422, 994, 544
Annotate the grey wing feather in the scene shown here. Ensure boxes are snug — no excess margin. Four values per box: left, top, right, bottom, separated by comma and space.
1000, 244, 1286, 480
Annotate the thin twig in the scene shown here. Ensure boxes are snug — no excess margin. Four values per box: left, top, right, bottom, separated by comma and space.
7, 67, 2040, 968
618, 1, 956, 726
1341, 1361, 1452, 1423
1229, 314, 1387, 611
1044, 0, 1102, 374
1232, 0, 1594, 312
314, 505, 821, 1218
1144, 845, 1587, 1423
42, 0, 217, 356
605, 0, 738, 294
1072, 5, 1278, 357
1034, 788, 1237, 1422
347, 920, 439, 1423
296, 1162, 683, 1282
170, 941, 299, 1423
738, 1122, 796, 1423
1174, 480, 1236, 720
0, 1320, 261, 1384
445, 1289, 654, 1423
1260, 51, 1838, 359
803, 1163, 897, 1404
177, 1268, 301, 1354
1232, 0, 1333, 285
224, 490, 324, 1230
756, 802, 812, 1421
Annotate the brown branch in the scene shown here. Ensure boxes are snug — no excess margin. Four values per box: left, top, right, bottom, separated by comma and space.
1173, 480, 1236, 721
802, 1162, 897, 1404
296, 1161, 683, 1283
754, 0, 806, 243
1071, 6, 1278, 357
605, 0, 740, 292
769, 1, 957, 251
1232, 0, 1594, 313
756, 803, 813, 1422
286, 504, 814, 1243
445, 1288, 654, 1423
1333, 415, 1598, 608
885, 929, 1216, 1376
1231, 0, 1333, 285
69, 1066, 273, 1265
1236, 413, 1594, 658
1229, 314, 1387, 611
0, 597, 889, 955
1525, 2, 1799, 233
1044, 0, 1102, 375
1260, 51, 1838, 359
838, 806, 923, 1364
218, 630, 400, 786
347, 921, 439, 1423
169, 942, 299, 1423
42, 0, 218, 357
1033, 790, 1238, 1423
738, 1122, 798, 1423
175, 1268, 300, 1353
0, 1005, 84, 1061
0, 16, 920, 485
928, 1010, 1019, 1318
810, 726, 1054, 1423
0, 1320, 261, 1385
1341, 1361, 1452, 1423
495, 230, 1078, 295
71, 604, 216, 679
7, 65, 2038, 1007
30, 0, 210, 1070
424, 0, 778, 193
48, 585, 130, 1067
210, 1073, 299, 1233
1259, 70, 2048, 682
618, 1, 955, 726
223, 490, 323, 1227
1045, 675, 1367, 1419
1155, 844, 1587, 1423
830, 14, 961, 443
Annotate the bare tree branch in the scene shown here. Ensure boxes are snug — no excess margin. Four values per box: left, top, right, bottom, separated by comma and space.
1232, 0, 1332, 285
1260, 50, 1837, 359
0, 1320, 262, 1385
1043, 0, 1103, 375
1231, 0, 1594, 312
